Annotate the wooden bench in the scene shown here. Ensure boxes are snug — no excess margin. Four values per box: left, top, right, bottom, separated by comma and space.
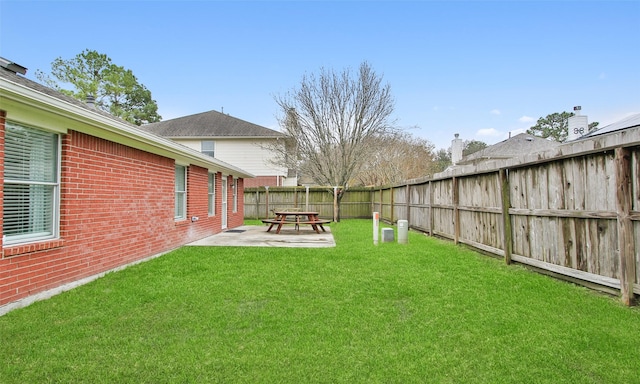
261, 219, 286, 225
298, 220, 331, 225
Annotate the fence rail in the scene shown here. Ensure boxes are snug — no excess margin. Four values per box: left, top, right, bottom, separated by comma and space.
244, 126, 640, 305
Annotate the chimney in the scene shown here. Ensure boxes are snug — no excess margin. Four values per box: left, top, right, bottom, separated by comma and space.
451, 133, 463, 165
567, 106, 588, 142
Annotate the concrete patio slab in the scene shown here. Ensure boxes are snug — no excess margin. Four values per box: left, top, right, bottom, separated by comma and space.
186, 225, 336, 248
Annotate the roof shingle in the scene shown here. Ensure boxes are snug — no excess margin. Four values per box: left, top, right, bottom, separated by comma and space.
142, 110, 286, 139
459, 133, 561, 165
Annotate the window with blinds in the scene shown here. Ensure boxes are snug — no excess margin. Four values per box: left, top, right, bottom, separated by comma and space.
175, 165, 186, 220
201, 140, 215, 158
3, 122, 60, 245
208, 172, 216, 216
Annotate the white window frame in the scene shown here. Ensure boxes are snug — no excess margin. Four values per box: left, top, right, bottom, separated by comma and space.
208, 172, 216, 216
175, 165, 187, 220
232, 178, 238, 213
3, 122, 61, 246
201, 140, 215, 158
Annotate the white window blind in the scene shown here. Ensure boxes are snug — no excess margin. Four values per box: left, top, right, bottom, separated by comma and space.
208, 173, 216, 216
175, 165, 186, 220
3, 122, 59, 245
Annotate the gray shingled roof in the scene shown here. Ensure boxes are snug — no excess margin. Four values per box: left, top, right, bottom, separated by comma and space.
142, 110, 286, 139
459, 133, 561, 165
582, 113, 640, 139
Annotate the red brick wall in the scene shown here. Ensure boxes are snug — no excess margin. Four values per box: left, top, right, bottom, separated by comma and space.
1, 129, 243, 308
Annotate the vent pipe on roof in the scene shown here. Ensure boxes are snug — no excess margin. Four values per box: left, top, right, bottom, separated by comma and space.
0, 57, 27, 75
86, 95, 96, 109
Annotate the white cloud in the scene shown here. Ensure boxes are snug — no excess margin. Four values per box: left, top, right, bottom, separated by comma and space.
518, 115, 535, 123
477, 128, 501, 137
490, 109, 501, 115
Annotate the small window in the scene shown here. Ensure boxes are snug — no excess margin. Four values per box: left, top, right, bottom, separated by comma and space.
232, 178, 238, 213
208, 172, 216, 216
201, 141, 215, 158
3, 122, 60, 245
175, 165, 186, 220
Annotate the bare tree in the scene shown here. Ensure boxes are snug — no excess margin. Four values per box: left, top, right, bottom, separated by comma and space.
355, 131, 437, 186
271, 62, 397, 219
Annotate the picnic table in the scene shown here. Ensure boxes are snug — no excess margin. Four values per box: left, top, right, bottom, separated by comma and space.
261, 211, 330, 234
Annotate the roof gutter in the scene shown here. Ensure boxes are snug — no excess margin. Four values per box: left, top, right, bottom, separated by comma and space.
0, 77, 254, 178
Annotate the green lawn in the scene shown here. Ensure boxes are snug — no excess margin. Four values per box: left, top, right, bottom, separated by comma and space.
1, 220, 639, 383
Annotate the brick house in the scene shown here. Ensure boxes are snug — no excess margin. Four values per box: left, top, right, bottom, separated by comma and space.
0, 59, 253, 313
143, 110, 293, 187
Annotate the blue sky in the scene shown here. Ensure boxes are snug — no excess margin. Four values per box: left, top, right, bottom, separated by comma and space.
1, 0, 639, 150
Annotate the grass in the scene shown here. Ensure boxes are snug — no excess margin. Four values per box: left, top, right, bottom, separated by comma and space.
1, 220, 639, 383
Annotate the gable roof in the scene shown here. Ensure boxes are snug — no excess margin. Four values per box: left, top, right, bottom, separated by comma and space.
0, 59, 254, 178
458, 133, 561, 165
143, 110, 286, 139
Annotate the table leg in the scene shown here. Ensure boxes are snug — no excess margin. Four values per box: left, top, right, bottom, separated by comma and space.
270, 215, 285, 234
309, 214, 320, 233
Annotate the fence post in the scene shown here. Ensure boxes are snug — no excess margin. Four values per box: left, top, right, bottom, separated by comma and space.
429, 180, 434, 236
406, 184, 411, 227
390, 185, 394, 223
265, 186, 270, 218
333, 186, 338, 222
256, 190, 260, 219
453, 177, 459, 245
615, 147, 635, 306
500, 169, 513, 265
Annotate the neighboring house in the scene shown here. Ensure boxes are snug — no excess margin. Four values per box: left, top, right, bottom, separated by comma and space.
0, 58, 252, 313
457, 133, 562, 166
580, 113, 640, 139
438, 133, 562, 177
143, 110, 292, 187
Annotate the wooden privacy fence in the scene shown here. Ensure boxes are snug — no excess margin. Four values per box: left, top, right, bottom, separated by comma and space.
243, 186, 372, 220
244, 126, 639, 305
372, 127, 640, 305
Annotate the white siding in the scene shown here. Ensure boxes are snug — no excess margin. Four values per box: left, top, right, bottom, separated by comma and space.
173, 138, 286, 177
